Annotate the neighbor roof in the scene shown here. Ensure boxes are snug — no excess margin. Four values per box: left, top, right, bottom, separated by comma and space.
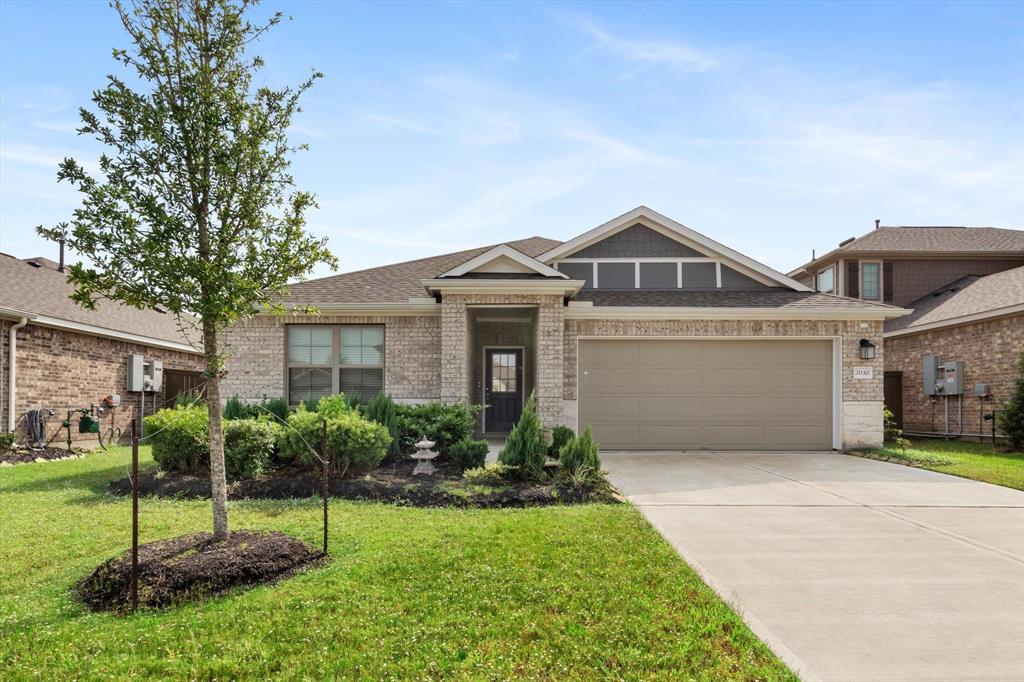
275, 236, 562, 305
790, 226, 1024, 276
0, 253, 201, 351
885, 266, 1024, 335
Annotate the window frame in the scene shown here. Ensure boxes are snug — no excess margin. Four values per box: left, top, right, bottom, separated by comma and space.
816, 265, 835, 294
860, 261, 881, 301
285, 324, 386, 405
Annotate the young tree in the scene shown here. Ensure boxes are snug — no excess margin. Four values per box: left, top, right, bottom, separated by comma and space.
38, 0, 335, 539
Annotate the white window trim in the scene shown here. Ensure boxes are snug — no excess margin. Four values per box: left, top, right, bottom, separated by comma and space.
860, 261, 882, 301
555, 258, 727, 290
816, 265, 836, 294
286, 324, 386, 405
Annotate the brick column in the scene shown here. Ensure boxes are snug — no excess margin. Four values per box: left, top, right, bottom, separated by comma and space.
440, 297, 469, 403
842, 319, 885, 449
535, 295, 565, 427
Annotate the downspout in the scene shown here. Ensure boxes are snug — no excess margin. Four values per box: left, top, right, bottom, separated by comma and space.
8, 317, 28, 432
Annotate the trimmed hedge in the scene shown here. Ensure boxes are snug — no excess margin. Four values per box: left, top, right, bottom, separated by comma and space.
395, 402, 479, 456
223, 419, 282, 480
279, 407, 391, 477
449, 438, 489, 470
145, 405, 210, 473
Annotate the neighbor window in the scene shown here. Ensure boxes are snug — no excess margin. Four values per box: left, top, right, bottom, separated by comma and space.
816, 266, 835, 294
861, 262, 880, 300
287, 325, 385, 405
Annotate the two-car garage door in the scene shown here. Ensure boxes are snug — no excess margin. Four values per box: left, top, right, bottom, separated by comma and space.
578, 339, 834, 450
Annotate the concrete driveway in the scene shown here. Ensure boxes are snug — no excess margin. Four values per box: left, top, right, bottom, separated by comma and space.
603, 451, 1024, 682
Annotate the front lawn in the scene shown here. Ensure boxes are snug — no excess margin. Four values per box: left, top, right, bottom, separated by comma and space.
0, 447, 794, 680
852, 438, 1024, 490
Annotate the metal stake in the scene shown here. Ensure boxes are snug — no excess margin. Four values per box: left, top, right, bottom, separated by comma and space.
322, 418, 329, 555
131, 418, 139, 612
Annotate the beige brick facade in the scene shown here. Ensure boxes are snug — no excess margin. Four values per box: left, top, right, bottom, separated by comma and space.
0, 321, 203, 446
884, 314, 1023, 436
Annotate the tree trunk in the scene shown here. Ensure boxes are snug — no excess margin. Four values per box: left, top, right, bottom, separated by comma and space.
203, 322, 229, 540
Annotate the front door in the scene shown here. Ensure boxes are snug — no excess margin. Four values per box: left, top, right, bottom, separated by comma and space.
484, 348, 524, 433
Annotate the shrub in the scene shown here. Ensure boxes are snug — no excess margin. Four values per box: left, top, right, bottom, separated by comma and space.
498, 392, 546, 477
363, 392, 400, 457
223, 419, 281, 480
315, 394, 351, 419
258, 397, 290, 424
559, 425, 601, 474
174, 390, 201, 408
450, 438, 489, 470
463, 461, 515, 485
396, 402, 479, 455
997, 354, 1024, 451
223, 396, 253, 421
548, 425, 574, 458
279, 407, 390, 477
883, 407, 910, 451
0, 431, 15, 454
145, 405, 209, 473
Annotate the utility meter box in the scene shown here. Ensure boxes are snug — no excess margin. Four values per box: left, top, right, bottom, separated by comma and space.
127, 354, 146, 392
144, 359, 164, 393
939, 361, 964, 395
922, 355, 940, 395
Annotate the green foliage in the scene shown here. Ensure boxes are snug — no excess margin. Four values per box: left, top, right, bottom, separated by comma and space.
462, 462, 516, 486
314, 394, 352, 419
256, 397, 290, 425
449, 438, 490, 470
279, 409, 390, 477
223, 419, 281, 480
548, 425, 574, 458
363, 393, 400, 457
498, 393, 546, 477
145, 406, 210, 473
223, 396, 253, 421
997, 354, 1024, 451
0, 431, 16, 454
559, 425, 601, 476
396, 402, 480, 456
174, 390, 201, 408
883, 407, 911, 451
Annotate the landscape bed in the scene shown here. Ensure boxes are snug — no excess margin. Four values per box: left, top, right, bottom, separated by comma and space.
0, 445, 796, 680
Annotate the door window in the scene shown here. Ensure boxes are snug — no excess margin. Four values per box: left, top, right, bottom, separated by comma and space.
490, 353, 518, 393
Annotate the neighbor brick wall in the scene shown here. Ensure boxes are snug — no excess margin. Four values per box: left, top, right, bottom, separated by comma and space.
562, 318, 885, 448
884, 314, 1024, 435
888, 259, 1022, 307
221, 313, 442, 403
3, 323, 203, 446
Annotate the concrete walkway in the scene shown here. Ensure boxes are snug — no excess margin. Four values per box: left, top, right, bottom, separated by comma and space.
603, 451, 1024, 682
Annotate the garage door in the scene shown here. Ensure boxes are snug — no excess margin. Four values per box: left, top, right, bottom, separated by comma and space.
578, 339, 833, 450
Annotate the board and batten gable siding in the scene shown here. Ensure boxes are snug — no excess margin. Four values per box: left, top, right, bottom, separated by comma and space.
221, 314, 441, 404
571, 224, 706, 258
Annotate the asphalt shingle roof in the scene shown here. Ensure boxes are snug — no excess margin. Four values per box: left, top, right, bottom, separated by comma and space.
575, 289, 901, 310
885, 266, 1024, 333
275, 236, 563, 304
0, 253, 201, 349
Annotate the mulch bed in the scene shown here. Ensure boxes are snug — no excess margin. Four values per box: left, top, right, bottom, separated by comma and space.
76, 530, 326, 612
0, 446, 84, 465
108, 459, 619, 508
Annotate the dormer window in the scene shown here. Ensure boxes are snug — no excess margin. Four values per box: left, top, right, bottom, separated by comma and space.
816, 266, 835, 294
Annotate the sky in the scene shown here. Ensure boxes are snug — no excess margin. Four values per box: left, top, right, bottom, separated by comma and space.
1, 0, 1021, 279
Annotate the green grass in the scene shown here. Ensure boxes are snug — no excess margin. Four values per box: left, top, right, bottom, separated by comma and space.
855, 438, 1024, 490
0, 447, 793, 680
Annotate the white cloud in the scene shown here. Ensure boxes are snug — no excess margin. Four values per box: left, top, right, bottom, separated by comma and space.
360, 114, 440, 136
569, 16, 718, 73
31, 120, 80, 134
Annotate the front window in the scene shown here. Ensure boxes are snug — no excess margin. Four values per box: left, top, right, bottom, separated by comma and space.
816, 266, 835, 294
287, 325, 385, 405
861, 262, 880, 300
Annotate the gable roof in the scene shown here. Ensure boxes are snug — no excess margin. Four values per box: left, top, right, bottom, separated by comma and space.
790, 226, 1024, 276
274, 236, 562, 305
0, 253, 201, 352
884, 266, 1024, 336
539, 206, 813, 292
439, 244, 567, 279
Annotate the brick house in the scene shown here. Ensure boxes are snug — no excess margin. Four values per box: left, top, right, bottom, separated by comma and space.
788, 224, 1024, 437
0, 253, 204, 446
223, 207, 908, 451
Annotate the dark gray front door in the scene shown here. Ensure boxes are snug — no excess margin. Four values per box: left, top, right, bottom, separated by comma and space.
484, 348, 523, 433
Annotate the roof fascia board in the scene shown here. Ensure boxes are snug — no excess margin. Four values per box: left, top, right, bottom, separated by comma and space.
440, 244, 568, 279
540, 206, 812, 292
883, 303, 1024, 338
23, 314, 201, 353
564, 305, 910, 321
269, 302, 442, 316
790, 249, 1024, 276
422, 278, 584, 295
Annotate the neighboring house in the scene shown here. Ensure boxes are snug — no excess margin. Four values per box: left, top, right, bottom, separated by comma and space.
789, 223, 1024, 437
883, 267, 1024, 436
787, 222, 1024, 307
223, 206, 907, 451
0, 252, 204, 446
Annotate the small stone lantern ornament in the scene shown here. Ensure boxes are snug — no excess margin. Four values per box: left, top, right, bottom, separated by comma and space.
411, 435, 439, 476
859, 338, 876, 360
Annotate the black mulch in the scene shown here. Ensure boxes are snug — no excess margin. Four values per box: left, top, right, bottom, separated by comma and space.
0, 446, 82, 465
108, 459, 618, 508
76, 530, 326, 612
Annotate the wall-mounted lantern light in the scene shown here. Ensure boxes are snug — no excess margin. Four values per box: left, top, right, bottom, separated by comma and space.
859, 338, 876, 360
